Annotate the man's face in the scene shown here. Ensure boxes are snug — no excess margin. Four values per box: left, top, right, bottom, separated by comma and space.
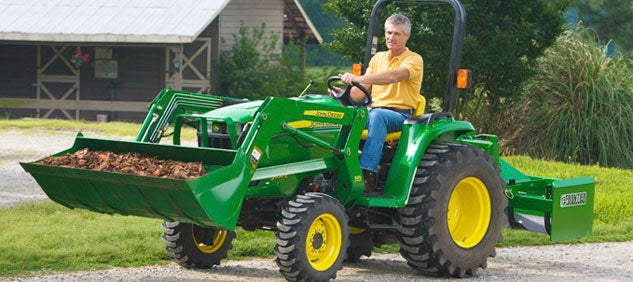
384, 23, 409, 51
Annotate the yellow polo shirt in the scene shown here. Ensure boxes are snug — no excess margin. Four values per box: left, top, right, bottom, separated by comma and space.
365, 48, 423, 110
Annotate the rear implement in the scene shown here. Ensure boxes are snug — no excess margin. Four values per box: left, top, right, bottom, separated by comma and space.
501, 159, 594, 241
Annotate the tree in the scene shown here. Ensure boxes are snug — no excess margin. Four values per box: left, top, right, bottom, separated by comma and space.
299, 0, 348, 66
325, 0, 570, 130
571, 0, 633, 57
300, 0, 344, 43
217, 23, 307, 100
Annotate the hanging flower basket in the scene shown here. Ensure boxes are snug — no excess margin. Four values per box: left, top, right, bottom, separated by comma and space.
70, 49, 90, 68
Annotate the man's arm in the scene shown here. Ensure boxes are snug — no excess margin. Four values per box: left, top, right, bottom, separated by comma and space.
342, 66, 410, 102
341, 66, 410, 86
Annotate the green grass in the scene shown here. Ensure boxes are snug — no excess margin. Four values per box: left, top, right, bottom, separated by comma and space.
0, 117, 199, 141
0, 202, 276, 277
0, 202, 168, 276
0, 118, 142, 136
2, 118, 633, 277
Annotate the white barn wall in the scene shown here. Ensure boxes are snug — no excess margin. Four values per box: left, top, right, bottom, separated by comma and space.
220, 0, 284, 54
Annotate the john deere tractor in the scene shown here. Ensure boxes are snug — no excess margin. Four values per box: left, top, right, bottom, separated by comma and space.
22, 0, 594, 280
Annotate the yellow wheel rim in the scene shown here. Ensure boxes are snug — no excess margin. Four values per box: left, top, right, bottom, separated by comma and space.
447, 177, 491, 248
193, 227, 228, 254
306, 213, 342, 271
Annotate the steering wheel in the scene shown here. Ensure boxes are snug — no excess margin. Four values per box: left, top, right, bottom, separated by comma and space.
326, 76, 371, 107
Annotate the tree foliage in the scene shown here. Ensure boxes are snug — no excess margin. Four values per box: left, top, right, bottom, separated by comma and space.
325, 0, 570, 122
506, 24, 633, 168
300, 0, 345, 42
571, 0, 633, 57
299, 0, 349, 66
216, 23, 307, 100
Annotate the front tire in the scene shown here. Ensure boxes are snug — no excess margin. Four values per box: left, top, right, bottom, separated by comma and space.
275, 193, 350, 281
162, 221, 235, 268
398, 143, 507, 277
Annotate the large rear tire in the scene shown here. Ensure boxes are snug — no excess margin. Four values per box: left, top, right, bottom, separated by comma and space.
162, 221, 235, 268
275, 192, 350, 281
398, 143, 507, 277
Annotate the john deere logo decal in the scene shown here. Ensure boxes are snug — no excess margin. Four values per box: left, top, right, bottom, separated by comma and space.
303, 110, 345, 119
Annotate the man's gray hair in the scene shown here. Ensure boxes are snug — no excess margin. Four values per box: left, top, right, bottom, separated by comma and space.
385, 14, 411, 35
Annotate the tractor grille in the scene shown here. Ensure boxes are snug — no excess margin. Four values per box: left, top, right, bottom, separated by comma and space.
197, 122, 242, 149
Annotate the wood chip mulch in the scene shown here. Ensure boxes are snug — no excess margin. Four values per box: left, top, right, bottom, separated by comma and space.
37, 148, 207, 180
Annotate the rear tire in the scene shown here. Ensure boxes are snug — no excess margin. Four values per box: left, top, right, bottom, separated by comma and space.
398, 143, 506, 277
275, 192, 350, 281
162, 221, 235, 268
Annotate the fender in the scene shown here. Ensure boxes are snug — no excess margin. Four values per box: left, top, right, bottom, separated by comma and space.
375, 112, 475, 207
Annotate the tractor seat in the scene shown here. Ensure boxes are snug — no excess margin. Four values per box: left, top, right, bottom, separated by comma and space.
361, 96, 426, 142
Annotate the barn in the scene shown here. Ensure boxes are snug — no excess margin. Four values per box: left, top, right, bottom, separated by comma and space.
0, 0, 321, 121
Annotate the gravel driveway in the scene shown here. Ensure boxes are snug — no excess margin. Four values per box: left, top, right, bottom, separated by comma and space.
0, 129, 79, 208
3, 129, 633, 281
12, 242, 633, 282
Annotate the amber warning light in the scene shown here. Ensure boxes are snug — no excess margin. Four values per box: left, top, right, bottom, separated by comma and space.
457, 69, 472, 89
352, 64, 362, 76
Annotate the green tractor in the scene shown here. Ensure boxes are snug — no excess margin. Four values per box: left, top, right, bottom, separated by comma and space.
22, 0, 594, 280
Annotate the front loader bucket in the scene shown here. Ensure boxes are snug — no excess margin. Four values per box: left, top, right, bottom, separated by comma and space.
20, 135, 250, 231
500, 159, 595, 242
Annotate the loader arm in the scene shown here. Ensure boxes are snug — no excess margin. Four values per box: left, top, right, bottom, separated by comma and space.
233, 96, 368, 204
135, 89, 245, 143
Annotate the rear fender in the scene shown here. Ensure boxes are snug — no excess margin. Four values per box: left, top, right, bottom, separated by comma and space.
358, 113, 475, 207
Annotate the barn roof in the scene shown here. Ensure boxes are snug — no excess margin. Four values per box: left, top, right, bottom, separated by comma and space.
0, 0, 321, 44
283, 0, 322, 44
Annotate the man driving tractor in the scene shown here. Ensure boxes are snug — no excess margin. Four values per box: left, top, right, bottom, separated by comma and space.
332, 13, 423, 195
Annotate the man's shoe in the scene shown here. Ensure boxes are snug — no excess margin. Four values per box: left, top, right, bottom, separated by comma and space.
362, 169, 379, 196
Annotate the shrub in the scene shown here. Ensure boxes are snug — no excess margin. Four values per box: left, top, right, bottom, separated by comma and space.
217, 23, 308, 100
506, 24, 633, 168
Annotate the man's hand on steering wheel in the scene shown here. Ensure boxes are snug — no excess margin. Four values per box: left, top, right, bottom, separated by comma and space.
326, 75, 371, 107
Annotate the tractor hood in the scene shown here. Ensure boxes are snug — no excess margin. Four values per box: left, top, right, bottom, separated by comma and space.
203, 100, 263, 124
202, 95, 343, 124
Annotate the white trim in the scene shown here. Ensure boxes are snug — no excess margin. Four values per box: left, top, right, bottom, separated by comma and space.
0, 33, 197, 44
